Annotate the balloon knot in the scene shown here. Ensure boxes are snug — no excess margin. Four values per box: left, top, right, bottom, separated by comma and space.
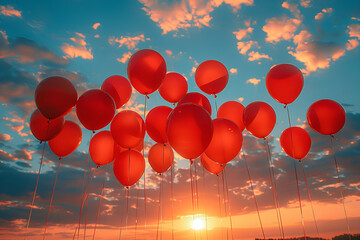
173, 103, 176, 106
47, 120, 50, 124
92, 130, 95, 134
220, 164, 224, 167
263, 137, 267, 141
96, 165, 100, 169
58, 157, 62, 161
284, 104, 287, 109
213, 94, 217, 98
159, 173, 162, 176
190, 159, 193, 165
39, 141, 43, 144
330, 134, 335, 139
126, 186, 129, 190
146, 95, 150, 99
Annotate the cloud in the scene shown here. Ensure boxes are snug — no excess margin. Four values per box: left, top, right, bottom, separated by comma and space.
247, 51, 272, 61
0, 5, 21, 18
282, 2, 301, 19
116, 52, 132, 64
165, 50, 172, 55
348, 24, 360, 39
238, 97, 244, 102
139, 0, 253, 34
61, 35, 93, 60
229, 68, 237, 74
346, 39, 359, 51
0, 35, 68, 65
315, 8, 333, 20
233, 27, 253, 41
0, 133, 12, 141
109, 34, 147, 50
92, 23, 101, 30
236, 40, 258, 55
300, 0, 311, 8
246, 78, 261, 85
94, 34, 100, 38
289, 30, 346, 75
262, 16, 301, 43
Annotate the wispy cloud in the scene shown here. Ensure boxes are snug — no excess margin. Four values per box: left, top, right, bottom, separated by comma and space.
229, 68, 237, 74
92, 22, 101, 30
61, 33, 93, 60
315, 8, 333, 20
0, 5, 21, 18
109, 34, 148, 49
263, 16, 301, 43
116, 52, 132, 64
246, 78, 261, 85
247, 51, 272, 61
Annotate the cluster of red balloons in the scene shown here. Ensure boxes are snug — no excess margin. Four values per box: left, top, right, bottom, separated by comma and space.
30, 49, 346, 187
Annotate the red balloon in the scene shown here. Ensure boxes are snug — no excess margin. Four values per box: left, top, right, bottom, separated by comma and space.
76, 89, 115, 131
159, 72, 188, 103
145, 106, 172, 143
201, 153, 225, 175
205, 118, 243, 164
148, 143, 174, 173
114, 142, 144, 154
30, 109, 65, 141
111, 110, 145, 148
101, 75, 132, 109
217, 101, 245, 131
280, 127, 311, 160
35, 76, 78, 119
266, 64, 303, 104
49, 121, 82, 157
89, 131, 115, 166
167, 103, 213, 159
127, 49, 167, 95
243, 102, 276, 138
177, 92, 212, 115
306, 99, 346, 135
195, 60, 228, 95
113, 149, 145, 186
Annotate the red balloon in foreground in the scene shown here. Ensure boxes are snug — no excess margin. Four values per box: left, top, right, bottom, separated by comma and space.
148, 143, 174, 173
113, 149, 145, 186
280, 127, 311, 160
89, 131, 115, 166
49, 121, 82, 157
195, 60, 228, 95
159, 72, 188, 103
76, 89, 115, 131
30, 109, 65, 141
306, 99, 346, 135
111, 110, 145, 149
266, 64, 303, 104
243, 101, 276, 138
127, 49, 167, 95
35, 76, 77, 119
145, 106, 172, 143
114, 142, 143, 154
177, 92, 212, 115
217, 101, 245, 131
205, 118, 243, 164
101, 75, 132, 109
167, 103, 213, 159
201, 153, 225, 175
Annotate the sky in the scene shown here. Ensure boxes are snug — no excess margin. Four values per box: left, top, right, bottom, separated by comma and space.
0, 0, 360, 239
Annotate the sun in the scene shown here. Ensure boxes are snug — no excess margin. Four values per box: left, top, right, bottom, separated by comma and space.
191, 217, 205, 230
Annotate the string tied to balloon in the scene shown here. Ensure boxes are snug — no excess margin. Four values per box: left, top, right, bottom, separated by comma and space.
92, 165, 107, 240
294, 162, 307, 240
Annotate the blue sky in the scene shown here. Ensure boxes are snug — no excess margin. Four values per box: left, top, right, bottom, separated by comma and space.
0, 0, 360, 239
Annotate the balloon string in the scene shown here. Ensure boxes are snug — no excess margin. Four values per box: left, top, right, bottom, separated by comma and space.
125, 187, 130, 240
330, 136, 351, 240
221, 171, 229, 240
171, 163, 174, 240
242, 151, 266, 239
92, 165, 108, 240
143, 94, 147, 232
75, 165, 98, 240
224, 168, 234, 240
194, 160, 200, 216
135, 188, 139, 240
25, 140, 46, 239
294, 162, 306, 240
119, 188, 126, 240
189, 161, 196, 240
300, 161, 320, 240
217, 174, 224, 240
84, 162, 96, 240
25, 120, 51, 239
214, 95, 218, 114
264, 139, 283, 239
43, 159, 61, 240
75, 131, 94, 240
202, 165, 209, 240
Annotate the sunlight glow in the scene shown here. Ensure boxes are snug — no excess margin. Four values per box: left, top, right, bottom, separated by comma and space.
191, 218, 205, 230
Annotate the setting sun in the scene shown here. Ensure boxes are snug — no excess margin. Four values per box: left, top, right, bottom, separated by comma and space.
192, 218, 205, 230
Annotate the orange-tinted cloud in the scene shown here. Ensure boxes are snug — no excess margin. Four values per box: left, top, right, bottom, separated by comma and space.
300, 0, 311, 8
0, 5, 21, 18
233, 27, 253, 41
0, 133, 12, 141
109, 34, 147, 49
348, 24, 360, 39
139, 0, 253, 34
236, 41, 258, 55
92, 22, 101, 30
246, 78, 261, 85
247, 51, 272, 61
315, 8, 333, 20
282, 1, 301, 19
289, 30, 345, 75
116, 52, 132, 64
61, 34, 93, 60
346, 39, 359, 51
263, 16, 301, 43
166, 50, 172, 55
229, 68, 237, 74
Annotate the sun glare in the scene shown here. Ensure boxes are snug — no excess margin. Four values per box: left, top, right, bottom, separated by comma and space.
192, 218, 205, 230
